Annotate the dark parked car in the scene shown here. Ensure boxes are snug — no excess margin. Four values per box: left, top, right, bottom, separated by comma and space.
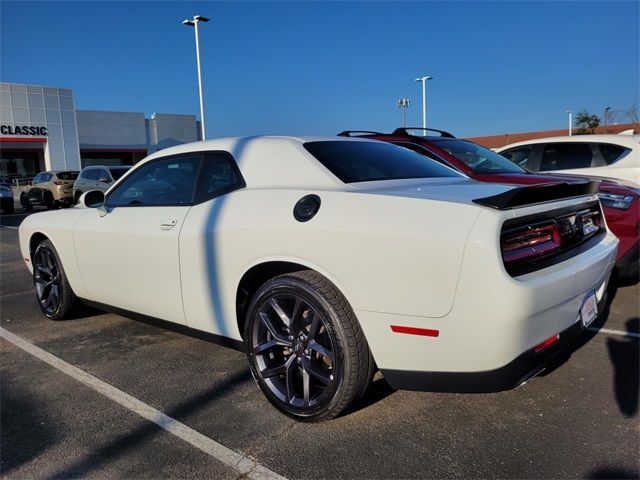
0, 179, 14, 214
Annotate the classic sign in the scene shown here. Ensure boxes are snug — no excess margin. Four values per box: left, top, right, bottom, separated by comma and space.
0, 125, 48, 136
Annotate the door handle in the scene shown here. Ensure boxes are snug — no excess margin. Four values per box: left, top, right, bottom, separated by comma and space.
160, 218, 178, 229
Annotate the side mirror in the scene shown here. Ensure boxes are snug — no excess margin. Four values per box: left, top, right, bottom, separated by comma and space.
81, 190, 105, 208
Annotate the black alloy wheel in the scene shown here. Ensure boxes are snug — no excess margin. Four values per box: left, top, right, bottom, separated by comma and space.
33, 240, 77, 320
245, 271, 374, 421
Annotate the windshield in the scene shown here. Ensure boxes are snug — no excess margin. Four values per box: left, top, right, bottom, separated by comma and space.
433, 139, 524, 174
56, 171, 79, 180
109, 167, 130, 181
304, 141, 462, 183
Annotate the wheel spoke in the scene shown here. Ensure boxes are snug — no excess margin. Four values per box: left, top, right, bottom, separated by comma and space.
302, 357, 332, 385
50, 285, 59, 308
307, 313, 321, 341
261, 355, 294, 379
259, 312, 291, 344
36, 265, 51, 277
285, 356, 297, 403
302, 369, 310, 407
308, 341, 333, 361
254, 339, 285, 355
269, 297, 291, 329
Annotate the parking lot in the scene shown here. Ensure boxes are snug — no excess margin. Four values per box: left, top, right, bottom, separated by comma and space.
1, 208, 639, 479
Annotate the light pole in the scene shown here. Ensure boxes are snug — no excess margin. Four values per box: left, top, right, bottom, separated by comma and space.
566, 110, 572, 136
397, 98, 410, 127
183, 15, 210, 141
414, 75, 432, 134
604, 106, 611, 126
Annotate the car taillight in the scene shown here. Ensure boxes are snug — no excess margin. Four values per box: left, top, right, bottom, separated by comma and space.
501, 222, 561, 264
53, 180, 66, 185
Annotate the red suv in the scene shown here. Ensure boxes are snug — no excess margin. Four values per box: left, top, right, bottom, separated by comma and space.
338, 128, 639, 281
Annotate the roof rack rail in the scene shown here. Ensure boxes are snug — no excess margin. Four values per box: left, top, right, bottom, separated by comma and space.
337, 130, 385, 137
392, 127, 455, 138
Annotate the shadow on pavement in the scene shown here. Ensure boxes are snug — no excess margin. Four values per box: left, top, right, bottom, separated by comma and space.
606, 317, 639, 417
0, 372, 60, 475
45, 368, 252, 479
586, 466, 639, 479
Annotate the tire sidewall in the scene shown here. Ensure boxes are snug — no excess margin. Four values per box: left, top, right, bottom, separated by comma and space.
244, 276, 352, 421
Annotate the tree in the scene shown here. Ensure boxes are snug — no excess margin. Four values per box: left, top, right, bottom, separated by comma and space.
575, 109, 600, 134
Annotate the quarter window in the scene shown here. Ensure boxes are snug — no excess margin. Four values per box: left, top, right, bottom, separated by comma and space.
598, 143, 630, 165
195, 152, 245, 203
107, 155, 200, 207
540, 143, 593, 170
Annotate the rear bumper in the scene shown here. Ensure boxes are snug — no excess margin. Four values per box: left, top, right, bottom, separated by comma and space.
381, 316, 587, 392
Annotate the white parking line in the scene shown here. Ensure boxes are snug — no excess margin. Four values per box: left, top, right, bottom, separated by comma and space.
0, 225, 18, 229
0, 326, 286, 480
587, 327, 640, 339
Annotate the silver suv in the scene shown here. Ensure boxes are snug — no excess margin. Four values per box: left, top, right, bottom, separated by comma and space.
73, 165, 130, 203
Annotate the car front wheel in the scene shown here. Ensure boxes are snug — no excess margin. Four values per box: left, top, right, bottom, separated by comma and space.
33, 239, 77, 320
245, 271, 374, 421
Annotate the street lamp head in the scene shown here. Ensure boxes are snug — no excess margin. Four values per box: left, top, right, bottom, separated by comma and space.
182, 19, 195, 26
415, 75, 433, 82
194, 15, 210, 22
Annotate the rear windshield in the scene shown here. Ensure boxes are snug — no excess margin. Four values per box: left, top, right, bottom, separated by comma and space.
304, 141, 461, 183
56, 171, 78, 180
433, 139, 524, 174
109, 167, 130, 181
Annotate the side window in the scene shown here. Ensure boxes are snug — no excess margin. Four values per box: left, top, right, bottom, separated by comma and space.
501, 146, 533, 169
41, 173, 53, 183
107, 155, 200, 207
195, 152, 245, 203
83, 169, 99, 181
540, 143, 593, 171
32, 173, 43, 183
598, 143, 630, 165
97, 169, 110, 182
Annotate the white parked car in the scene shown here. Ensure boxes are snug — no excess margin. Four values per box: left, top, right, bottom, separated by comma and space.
19, 136, 617, 420
496, 134, 640, 186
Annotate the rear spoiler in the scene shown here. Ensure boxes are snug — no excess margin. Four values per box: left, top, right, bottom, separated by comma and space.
473, 180, 600, 210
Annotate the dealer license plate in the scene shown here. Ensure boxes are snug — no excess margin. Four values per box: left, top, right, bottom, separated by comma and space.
580, 291, 598, 328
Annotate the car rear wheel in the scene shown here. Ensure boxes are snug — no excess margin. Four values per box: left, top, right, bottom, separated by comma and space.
74, 191, 82, 204
245, 271, 374, 421
33, 239, 77, 320
2, 202, 14, 214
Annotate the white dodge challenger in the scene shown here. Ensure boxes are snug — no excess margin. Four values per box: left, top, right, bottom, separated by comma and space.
19, 136, 618, 420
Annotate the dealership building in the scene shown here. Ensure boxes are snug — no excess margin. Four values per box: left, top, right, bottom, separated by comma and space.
0, 82, 201, 180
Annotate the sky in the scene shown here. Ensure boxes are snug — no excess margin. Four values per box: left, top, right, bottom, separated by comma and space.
1, 0, 638, 138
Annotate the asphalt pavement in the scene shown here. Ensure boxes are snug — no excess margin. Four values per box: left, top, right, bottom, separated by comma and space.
1, 207, 639, 479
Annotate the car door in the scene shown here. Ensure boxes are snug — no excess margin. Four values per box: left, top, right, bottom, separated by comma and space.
73, 154, 201, 324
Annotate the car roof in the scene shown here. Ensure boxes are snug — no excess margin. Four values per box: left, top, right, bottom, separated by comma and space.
497, 134, 640, 150
135, 136, 382, 190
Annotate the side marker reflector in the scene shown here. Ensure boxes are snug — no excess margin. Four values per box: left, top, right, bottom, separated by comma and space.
534, 334, 559, 353
391, 325, 439, 337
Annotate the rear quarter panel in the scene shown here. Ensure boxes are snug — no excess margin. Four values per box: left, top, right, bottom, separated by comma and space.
179, 188, 483, 338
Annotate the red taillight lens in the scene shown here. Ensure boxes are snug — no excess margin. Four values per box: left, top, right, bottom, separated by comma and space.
53, 180, 66, 185
501, 223, 561, 264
